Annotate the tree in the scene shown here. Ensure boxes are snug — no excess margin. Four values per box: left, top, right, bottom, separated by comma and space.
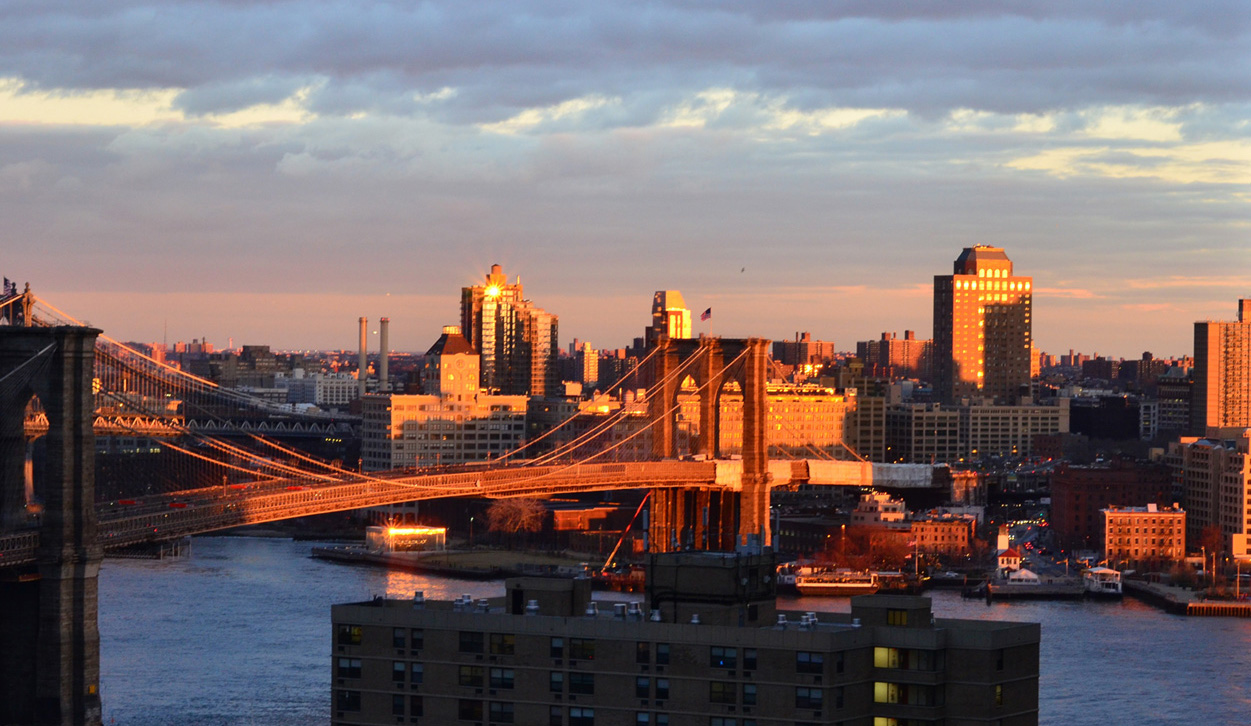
486, 498, 547, 541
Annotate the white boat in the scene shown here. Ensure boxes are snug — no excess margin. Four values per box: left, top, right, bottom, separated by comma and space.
795, 570, 880, 596
1082, 567, 1123, 598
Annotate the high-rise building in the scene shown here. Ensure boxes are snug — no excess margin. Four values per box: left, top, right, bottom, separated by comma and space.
645, 290, 693, 346
773, 331, 837, 368
933, 246, 1033, 404
460, 264, 559, 397
1172, 432, 1251, 557
1192, 299, 1251, 436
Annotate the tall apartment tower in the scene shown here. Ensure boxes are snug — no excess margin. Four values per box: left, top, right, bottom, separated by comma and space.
460, 264, 559, 397
933, 246, 1033, 404
1192, 299, 1251, 436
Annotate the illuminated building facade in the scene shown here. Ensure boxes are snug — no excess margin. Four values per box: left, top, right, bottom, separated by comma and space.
646, 290, 693, 346
1172, 432, 1251, 557
460, 264, 560, 397
933, 246, 1033, 404
1192, 299, 1251, 435
885, 401, 1068, 464
1102, 505, 1185, 568
680, 384, 850, 458
361, 328, 527, 473
1049, 460, 1173, 551
856, 331, 932, 380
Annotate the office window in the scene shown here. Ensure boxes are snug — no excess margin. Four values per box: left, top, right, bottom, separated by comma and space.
459, 699, 484, 721
459, 665, 484, 687
490, 633, 516, 655
392, 694, 405, 716
393, 661, 406, 682
709, 681, 736, 704
489, 701, 515, 724
887, 609, 908, 626
796, 687, 823, 709
570, 707, 595, 726
410, 662, 424, 684
393, 627, 407, 649
996, 684, 1004, 706
710, 647, 737, 669
336, 658, 361, 679
636, 677, 650, 698
796, 652, 824, 674
874, 682, 902, 704
874, 647, 901, 669
336, 690, 361, 712
570, 672, 595, 695
656, 644, 670, 665
410, 695, 423, 716
411, 628, 424, 650
656, 716, 669, 726
550, 706, 563, 726
743, 649, 757, 670
460, 631, 485, 653
742, 683, 757, 706
551, 637, 565, 658
569, 638, 596, 660
550, 671, 565, 693
635, 714, 650, 725
337, 624, 362, 646
490, 668, 515, 689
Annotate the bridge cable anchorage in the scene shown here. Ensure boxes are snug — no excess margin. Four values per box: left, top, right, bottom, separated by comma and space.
524, 344, 714, 467
493, 345, 662, 464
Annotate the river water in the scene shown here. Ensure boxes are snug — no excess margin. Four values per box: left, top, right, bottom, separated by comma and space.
99, 537, 1251, 725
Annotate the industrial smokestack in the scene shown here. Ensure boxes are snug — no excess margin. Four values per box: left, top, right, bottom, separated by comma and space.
358, 317, 368, 397
379, 317, 390, 392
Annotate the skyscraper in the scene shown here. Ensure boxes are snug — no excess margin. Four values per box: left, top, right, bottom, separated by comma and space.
460, 264, 559, 397
645, 290, 692, 346
1192, 299, 1251, 435
933, 246, 1033, 404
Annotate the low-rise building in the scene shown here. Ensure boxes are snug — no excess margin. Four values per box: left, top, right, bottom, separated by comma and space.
1102, 504, 1185, 569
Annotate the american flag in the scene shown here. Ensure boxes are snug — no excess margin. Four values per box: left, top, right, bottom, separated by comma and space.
700, 307, 711, 321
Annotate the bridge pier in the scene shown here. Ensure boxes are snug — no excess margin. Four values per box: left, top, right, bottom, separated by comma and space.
0, 326, 103, 726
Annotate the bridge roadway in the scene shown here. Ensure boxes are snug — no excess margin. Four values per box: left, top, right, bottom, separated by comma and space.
0, 458, 940, 568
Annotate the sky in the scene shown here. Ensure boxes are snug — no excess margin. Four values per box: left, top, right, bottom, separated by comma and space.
1, 1, 1248, 358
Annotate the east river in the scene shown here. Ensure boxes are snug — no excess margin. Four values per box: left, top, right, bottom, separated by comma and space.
99, 537, 1251, 725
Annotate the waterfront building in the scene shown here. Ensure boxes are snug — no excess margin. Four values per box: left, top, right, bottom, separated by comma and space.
460, 264, 560, 396
1102, 504, 1185, 569
1192, 299, 1251, 435
933, 246, 1033, 405
1049, 460, 1173, 552
1171, 432, 1251, 557
911, 515, 977, 557
331, 552, 1040, 726
850, 491, 907, 526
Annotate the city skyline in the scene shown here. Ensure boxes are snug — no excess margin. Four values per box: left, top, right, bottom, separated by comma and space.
3, 3, 1248, 356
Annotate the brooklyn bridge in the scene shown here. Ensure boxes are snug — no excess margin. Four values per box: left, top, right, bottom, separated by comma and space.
0, 284, 936, 725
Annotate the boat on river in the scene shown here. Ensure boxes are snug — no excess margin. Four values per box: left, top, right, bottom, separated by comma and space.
1082, 567, 1123, 598
795, 570, 880, 596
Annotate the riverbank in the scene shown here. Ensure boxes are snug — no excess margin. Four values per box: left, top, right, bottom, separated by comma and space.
311, 545, 594, 580
1124, 580, 1251, 617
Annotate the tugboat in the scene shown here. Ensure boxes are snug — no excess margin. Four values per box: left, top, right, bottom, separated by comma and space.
1082, 567, 1123, 598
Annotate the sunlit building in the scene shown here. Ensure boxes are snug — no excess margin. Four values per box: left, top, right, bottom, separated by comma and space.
1192, 299, 1251, 435
460, 264, 560, 397
1172, 432, 1251, 557
856, 331, 931, 380
933, 246, 1033, 404
1102, 505, 1185, 568
646, 290, 693, 346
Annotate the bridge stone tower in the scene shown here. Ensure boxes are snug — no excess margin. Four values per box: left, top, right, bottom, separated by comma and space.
646, 336, 771, 552
0, 327, 103, 726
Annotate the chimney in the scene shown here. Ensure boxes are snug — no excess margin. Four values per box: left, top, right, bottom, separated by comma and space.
358, 317, 368, 397
379, 317, 390, 392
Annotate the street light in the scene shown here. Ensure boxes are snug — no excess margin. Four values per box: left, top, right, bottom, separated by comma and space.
469, 516, 475, 548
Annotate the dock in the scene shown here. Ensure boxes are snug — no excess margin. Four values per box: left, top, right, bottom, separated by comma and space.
1123, 580, 1251, 617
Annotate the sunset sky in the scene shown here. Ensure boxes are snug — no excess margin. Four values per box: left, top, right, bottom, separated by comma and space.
2, 2, 1247, 357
